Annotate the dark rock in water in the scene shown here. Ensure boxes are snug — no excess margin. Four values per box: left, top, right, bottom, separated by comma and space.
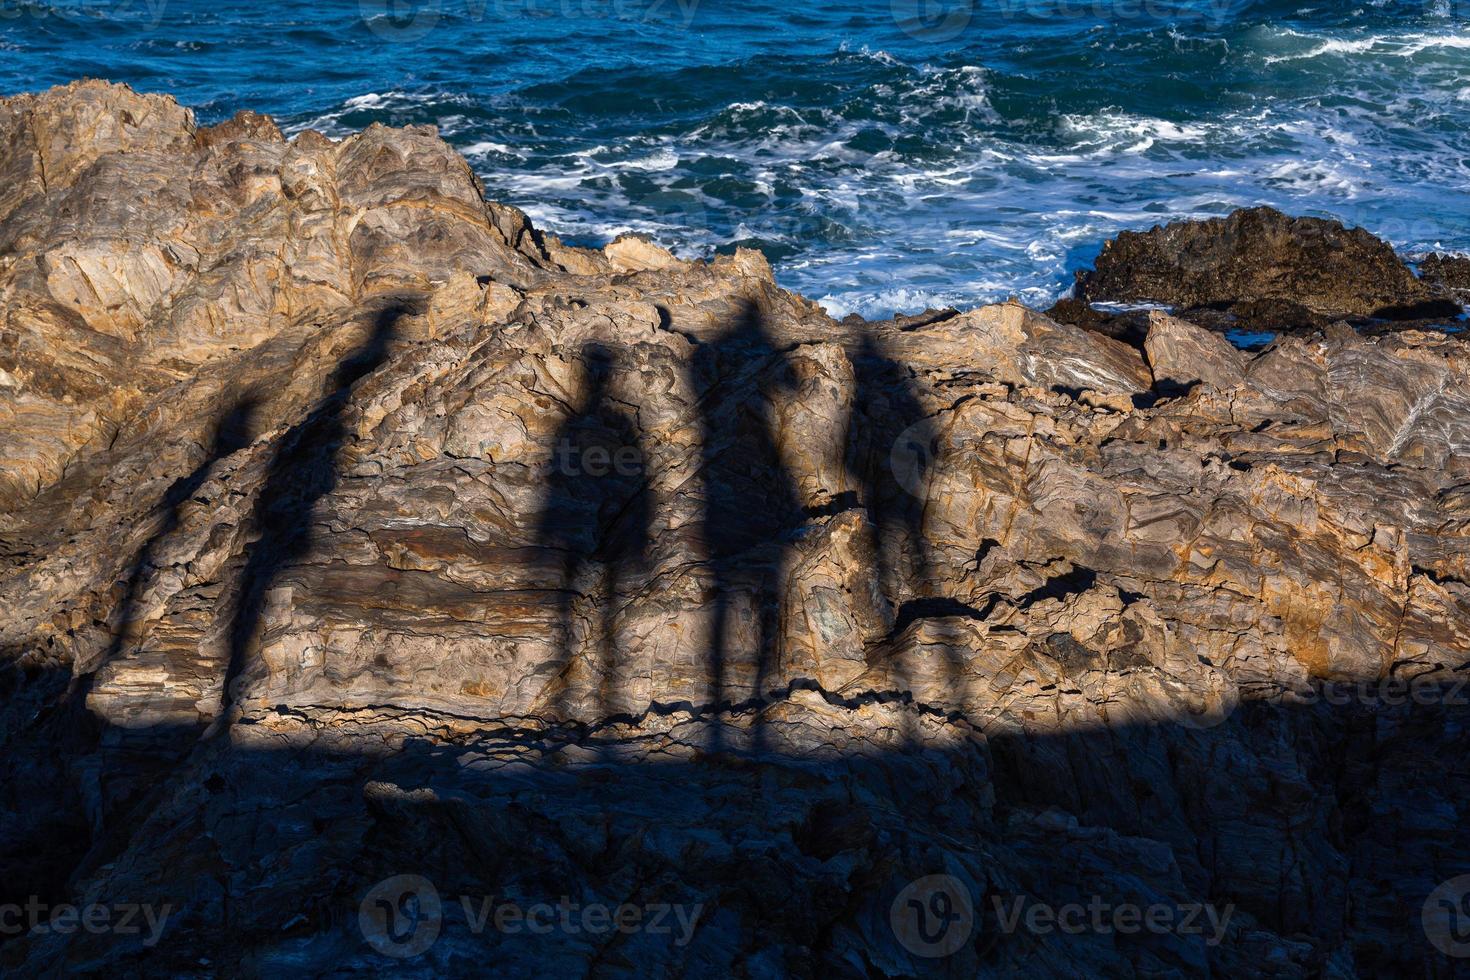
1420, 252, 1470, 303
1227, 297, 1331, 332
1043, 296, 1149, 349
1076, 206, 1462, 326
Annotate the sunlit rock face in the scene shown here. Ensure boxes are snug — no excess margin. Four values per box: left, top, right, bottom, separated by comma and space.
2, 82, 1469, 976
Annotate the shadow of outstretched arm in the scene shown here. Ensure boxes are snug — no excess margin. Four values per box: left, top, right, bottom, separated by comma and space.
75, 397, 261, 707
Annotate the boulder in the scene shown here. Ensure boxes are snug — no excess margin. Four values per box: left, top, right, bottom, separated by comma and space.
1143, 310, 1246, 391
1076, 206, 1461, 327
1420, 252, 1470, 303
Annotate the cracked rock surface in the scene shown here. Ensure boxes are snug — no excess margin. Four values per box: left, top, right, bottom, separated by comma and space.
2, 83, 1469, 977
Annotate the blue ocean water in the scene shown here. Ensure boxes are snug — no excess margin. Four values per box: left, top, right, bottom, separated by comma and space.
3, 0, 1468, 318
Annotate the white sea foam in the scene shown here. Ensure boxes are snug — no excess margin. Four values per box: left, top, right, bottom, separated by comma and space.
1261, 160, 1363, 197
816, 287, 963, 321
619, 148, 682, 172
460, 140, 520, 158
1263, 28, 1470, 64
1055, 111, 1213, 155
839, 45, 904, 68
284, 89, 478, 137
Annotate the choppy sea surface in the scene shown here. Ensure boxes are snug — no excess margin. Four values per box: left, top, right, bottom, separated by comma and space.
3, 0, 1468, 318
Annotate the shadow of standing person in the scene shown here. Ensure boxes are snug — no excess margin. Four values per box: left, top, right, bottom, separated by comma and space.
691, 299, 801, 753
844, 328, 962, 732
533, 342, 651, 733
221, 300, 411, 720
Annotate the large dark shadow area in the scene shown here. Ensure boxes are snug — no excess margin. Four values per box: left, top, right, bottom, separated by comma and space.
843, 327, 968, 734
79, 397, 261, 705
0, 300, 414, 924
0, 398, 259, 923
1, 665, 1467, 977
2, 299, 1469, 975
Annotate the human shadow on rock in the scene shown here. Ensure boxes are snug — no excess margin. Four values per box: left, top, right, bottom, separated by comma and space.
844, 327, 965, 733
533, 341, 652, 730
690, 299, 801, 751
222, 300, 413, 715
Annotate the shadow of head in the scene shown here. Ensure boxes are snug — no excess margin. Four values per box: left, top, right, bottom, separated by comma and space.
327, 298, 422, 392
158, 397, 262, 513
211, 398, 261, 459
730, 297, 772, 347
578, 341, 616, 399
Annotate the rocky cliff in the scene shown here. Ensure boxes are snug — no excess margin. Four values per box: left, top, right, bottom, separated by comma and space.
2, 82, 1469, 977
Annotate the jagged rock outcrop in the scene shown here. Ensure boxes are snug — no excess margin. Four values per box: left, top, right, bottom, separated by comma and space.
1421, 252, 1470, 304
2, 83, 1469, 977
1141, 310, 1246, 392
1071, 206, 1464, 329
